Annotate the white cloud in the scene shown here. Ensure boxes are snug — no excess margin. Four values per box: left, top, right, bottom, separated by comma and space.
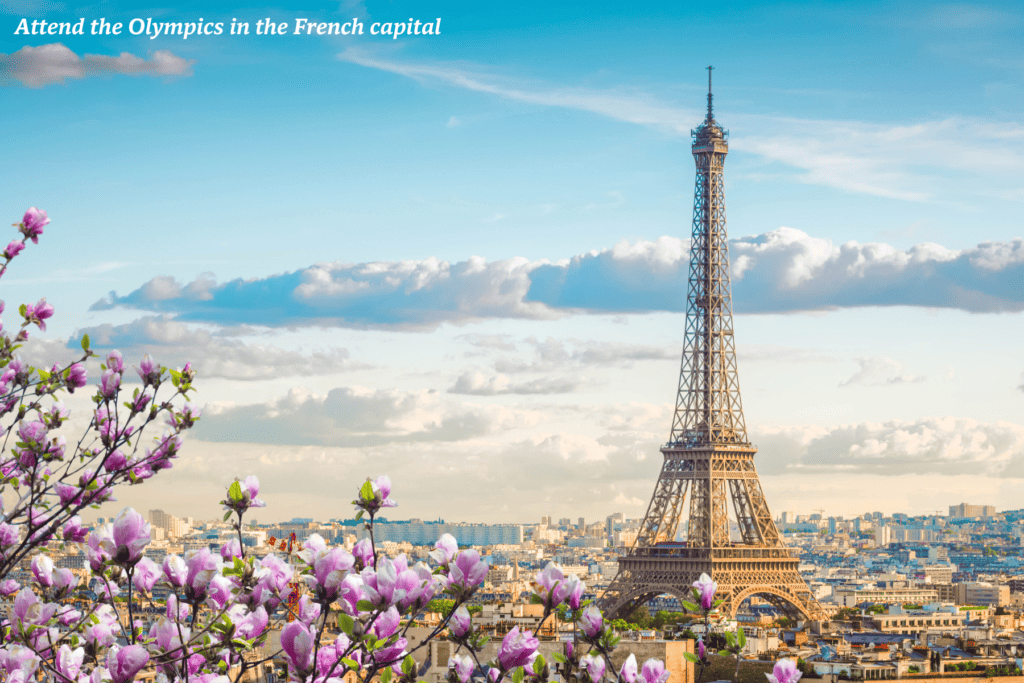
752, 417, 1024, 477
91, 230, 1024, 327
75, 316, 365, 380
193, 386, 542, 447
448, 371, 585, 395
1, 43, 194, 88
838, 356, 926, 387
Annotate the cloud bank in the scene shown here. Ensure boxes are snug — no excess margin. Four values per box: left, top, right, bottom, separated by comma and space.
1, 43, 194, 87
72, 316, 365, 380
91, 229, 1024, 329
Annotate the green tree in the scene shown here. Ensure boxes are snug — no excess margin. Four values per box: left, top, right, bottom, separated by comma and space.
626, 605, 653, 629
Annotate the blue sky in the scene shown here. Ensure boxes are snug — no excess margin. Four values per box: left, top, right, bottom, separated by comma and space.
1, 1, 1022, 524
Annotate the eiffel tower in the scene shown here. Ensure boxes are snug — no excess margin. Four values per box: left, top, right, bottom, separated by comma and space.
600, 68, 827, 622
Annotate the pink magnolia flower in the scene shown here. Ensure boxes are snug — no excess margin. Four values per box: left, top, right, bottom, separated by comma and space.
565, 573, 585, 609
52, 568, 76, 596
31, 555, 54, 587
25, 298, 54, 331
766, 658, 802, 683
162, 554, 187, 587
449, 655, 474, 683
84, 606, 118, 648
0, 522, 20, 547
697, 636, 707, 661
149, 615, 189, 653
580, 603, 604, 638
109, 508, 151, 565
370, 605, 401, 639
361, 555, 402, 607
62, 516, 87, 542
429, 532, 458, 566
449, 548, 488, 595
65, 363, 87, 391
640, 659, 671, 683
106, 350, 124, 373
534, 562, 571, 608
307, 546, 355, 602
356, 475, 398, 515
234, 605, 268, 640
99, 369, 121, 398
372, 633, 408, 668
0, 579, 21, 596
692, 572, 717, 611
184, 547, 218, 600
450, 604, 471, 639
497, 626, 539, 671
580, 653, 605, 682
0, 644, 41, 679
103, 449, 128, 472
18, 420, 46, 445
352, 537, 375, 569
136, 354, 161, 387
620, 654, 638, 683
206, 574, 234, 610
107, 644, 150, 683
4, 241, 24, 259
393, 553, 438, 612
372, 475, 397, 507
11, 587, 57, 631
55, 645, 84, 681
296, 594, 321, 625
133, 557, 160, 592
20, 208, 48, 243
221, 538, 242, 562
281, 621, 315, 673
243, 474, 264, 507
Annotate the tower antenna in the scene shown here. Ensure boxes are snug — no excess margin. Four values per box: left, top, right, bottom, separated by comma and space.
707, 65, 714, 120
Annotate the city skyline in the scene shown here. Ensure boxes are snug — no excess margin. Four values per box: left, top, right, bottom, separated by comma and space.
1, 1, 1022, 524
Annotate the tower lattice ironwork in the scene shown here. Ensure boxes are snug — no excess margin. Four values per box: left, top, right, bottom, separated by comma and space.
600, 68, 827, 622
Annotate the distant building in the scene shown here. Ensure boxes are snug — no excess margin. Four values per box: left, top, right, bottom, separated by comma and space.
955, 582, 1010, 607
365, 520, 523, 546
949, 503, 996, 518
832, 586, 939, 607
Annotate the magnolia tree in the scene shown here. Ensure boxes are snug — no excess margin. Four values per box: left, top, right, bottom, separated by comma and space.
0, 208, 800, 683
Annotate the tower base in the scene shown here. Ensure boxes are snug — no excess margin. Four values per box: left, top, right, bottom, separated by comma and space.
600, 547, 828, 621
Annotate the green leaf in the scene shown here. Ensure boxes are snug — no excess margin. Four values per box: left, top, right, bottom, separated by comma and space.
18, 304, 26, 318
712, 598, 724, 608
718, 651, 731, 657
512, 666, 525, 683
342, 658, 359, 671
359, 479, 375, 503
552, 653, 566, 664
357, 599, 376, 612
737, 626, 746, 648
228, 480, 243, 502
683, 653, 699, 664
36, 369, 50, 381
223, 511, 232, 522
533, 654, 546, 676
338, 613, 354, 635
724, 631, 735, 647
402, 655, 416, 676
81, 333, 90, 351
682, 600, 699, 612
381, 666, 392, 683
355, 510, 364, 520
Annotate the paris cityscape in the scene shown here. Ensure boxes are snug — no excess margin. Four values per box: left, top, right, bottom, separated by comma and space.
2, 1, 1023, 682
